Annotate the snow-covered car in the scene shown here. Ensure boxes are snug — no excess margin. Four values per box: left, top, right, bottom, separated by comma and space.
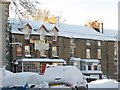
43, 66, 88, 89
2, 72, 49, 89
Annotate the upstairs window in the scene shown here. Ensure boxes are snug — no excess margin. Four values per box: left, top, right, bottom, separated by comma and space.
98, 49, 101, 59
23, 24, 32, 40
24, 45, 31, 57
40, 50, 47, 57
86, 49, 90, 58
38, 26, 47, 41
86, 40, 90, 46
51, 28, 58, 41
52, 46, 58, 57
70, 38, 75, 57
98, 41, 101, 46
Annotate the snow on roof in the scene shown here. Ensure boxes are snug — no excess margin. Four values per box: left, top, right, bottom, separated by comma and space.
88, 79, 119, 88
58, 24, 117, 41
83, 75, 99, 79
81, 70, 102, 74
44, 66, 87, 87
16, 58, 66, 64
70, 57, 81, 61
80, 59, 100, 63
103, 29, 118, 37
9, 18, 118, 41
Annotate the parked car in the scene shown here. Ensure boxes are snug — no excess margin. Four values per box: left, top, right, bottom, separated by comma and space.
43, 66, 88, 89
2, 72, 49, 89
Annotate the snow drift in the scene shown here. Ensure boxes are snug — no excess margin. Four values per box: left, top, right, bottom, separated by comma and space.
88, 79, 119, 88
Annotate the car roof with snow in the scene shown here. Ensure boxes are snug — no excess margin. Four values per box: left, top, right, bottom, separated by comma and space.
44, 66, 87, 87
3, 72, 48, 88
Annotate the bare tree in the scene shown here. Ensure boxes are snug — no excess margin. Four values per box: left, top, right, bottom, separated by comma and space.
11, 0, 51, 21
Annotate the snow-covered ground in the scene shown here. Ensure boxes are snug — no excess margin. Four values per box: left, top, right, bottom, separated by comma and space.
88, 79, 119, 88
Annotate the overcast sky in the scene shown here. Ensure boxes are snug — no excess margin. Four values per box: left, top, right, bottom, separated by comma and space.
37, 0, 119, 30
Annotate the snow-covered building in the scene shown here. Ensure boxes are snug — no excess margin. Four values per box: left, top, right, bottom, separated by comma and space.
69, 57, 103, 82
8, 18, 118, 80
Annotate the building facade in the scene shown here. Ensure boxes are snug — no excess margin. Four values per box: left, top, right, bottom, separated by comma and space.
9, 18, 118, 80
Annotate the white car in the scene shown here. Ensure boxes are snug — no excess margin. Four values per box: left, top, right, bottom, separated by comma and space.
2, 71, 49, 89
43, 66, 88, 89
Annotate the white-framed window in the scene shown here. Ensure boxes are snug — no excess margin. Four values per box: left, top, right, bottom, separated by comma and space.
98, 41, 101, 46
40, 50, 46, 57
70, 38, 75, 45
39, 27, 47, 41
114, 61, 118, 74
114, 47, 117, 58
80, 62, 86, 70
24, 34, 30, 40
51, 28, 58, 41
93, 65, 98, 70
114, 42, 117, 47
114, 42, 118, 74
86, 49, 90, 58
87, 62, 92, 70
53, 36, 57, 41
24, 45, 31, 57
70, 47, 75, 57
70, 38, 75, 57
23, 24, 31, 40
52, 46, 58, 57
114, 42, 118, 59
86, 40, 90, 45
98, 49, 101, 59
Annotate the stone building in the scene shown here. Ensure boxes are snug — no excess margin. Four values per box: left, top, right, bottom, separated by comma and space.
9, 18, 118, 80
0, 0, 10, 68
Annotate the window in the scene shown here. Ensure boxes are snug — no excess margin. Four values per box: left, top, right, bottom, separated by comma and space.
40, 50, 46, 57
24, 34, 30, 40
23, 62, 39, 72
114, 42, 117, 47
16, 45, 22, 56
70, 39, 75, 45
86, 40, 90, 45
70, 48, 75, 57
114, 42, 118, 59
51, 28, 58, 41
23, 25, 31, 40
52, 47, 58, 57
39, 28, 46, 41
98, 41, 101, 46
86, 49, 90, 58
80, 62, 86, 70
25, 45, 31, 57
87, 62, 92, 70
114, 47, 117, 58
114, 61, 118, 74
70, 38, 75, 57
98, 49, 101, 59
94, 65, 97, 70
53, 36, 57, 41
88, 65, 91, 70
